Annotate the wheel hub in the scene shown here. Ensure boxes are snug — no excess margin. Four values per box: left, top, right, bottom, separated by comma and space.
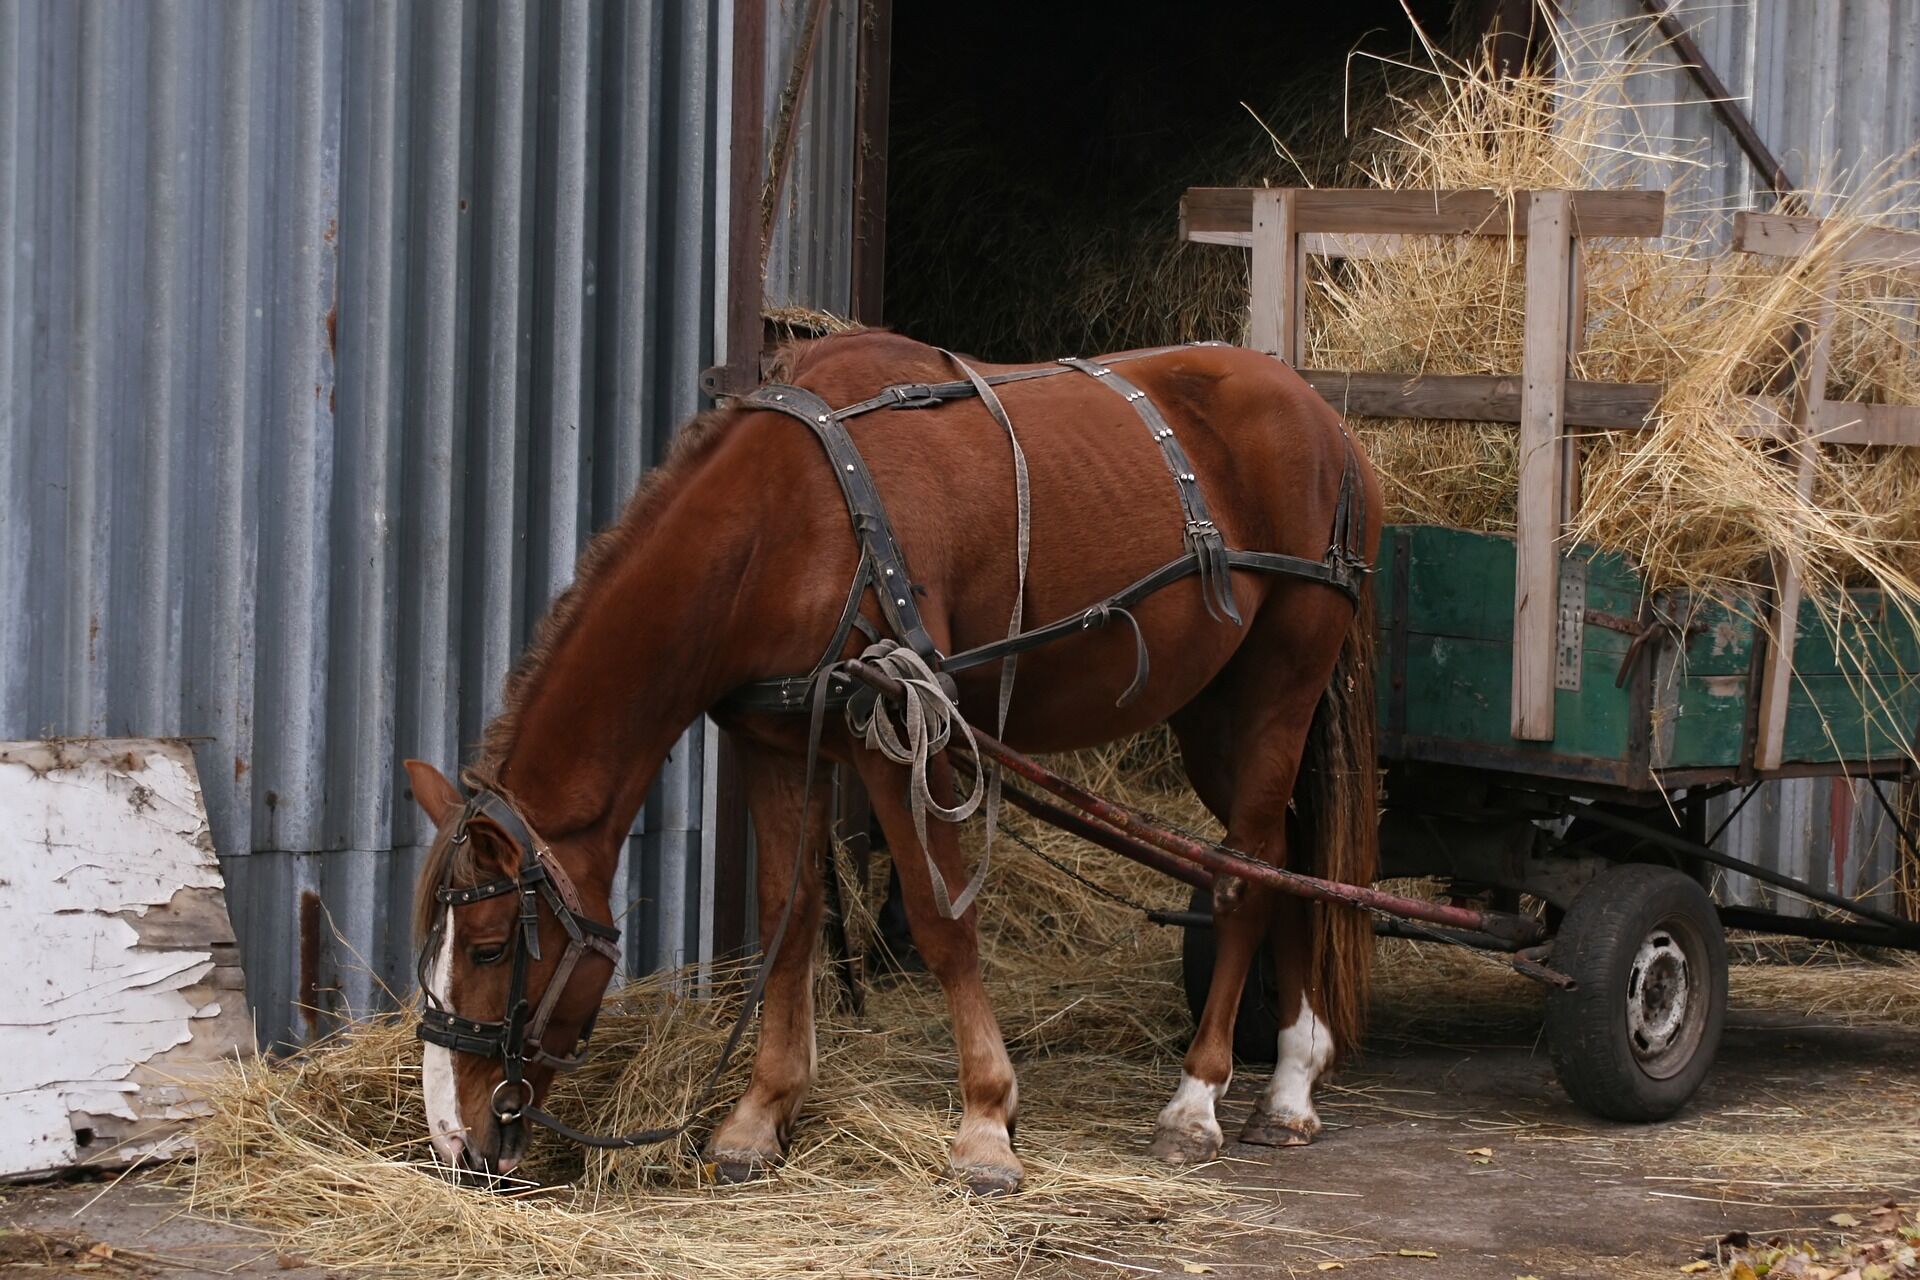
1626, 930, 1690, 1062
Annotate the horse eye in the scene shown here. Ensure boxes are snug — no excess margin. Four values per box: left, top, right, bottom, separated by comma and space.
469, 942, 507, 966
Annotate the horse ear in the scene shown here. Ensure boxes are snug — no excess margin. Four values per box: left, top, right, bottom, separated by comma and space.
404, 760, 463, 826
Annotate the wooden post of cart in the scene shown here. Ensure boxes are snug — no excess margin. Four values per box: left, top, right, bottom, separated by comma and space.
1512, 191, 1580, 741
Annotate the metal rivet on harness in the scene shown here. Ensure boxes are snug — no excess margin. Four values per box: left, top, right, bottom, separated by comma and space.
845, 463, 855, 472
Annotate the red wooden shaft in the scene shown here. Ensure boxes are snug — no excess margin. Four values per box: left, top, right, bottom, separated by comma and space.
842, 660, 1540, 943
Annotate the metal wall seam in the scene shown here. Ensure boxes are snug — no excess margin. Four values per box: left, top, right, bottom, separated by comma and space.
0, 0, 20, 739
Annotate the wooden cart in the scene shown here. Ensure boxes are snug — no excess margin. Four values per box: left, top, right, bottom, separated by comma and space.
1168, 188, 1920, 1119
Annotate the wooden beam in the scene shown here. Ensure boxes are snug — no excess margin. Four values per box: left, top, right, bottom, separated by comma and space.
1512, 191, 1574, 742
1249, 189, 1303, 363
1299, 370, 1661, 428
1734, 212, 1920, 269
1181, 187, 1666, 242
1640, 0, 1797, 197
1810, 400, 1920, 446
1754, 271, 1839, 771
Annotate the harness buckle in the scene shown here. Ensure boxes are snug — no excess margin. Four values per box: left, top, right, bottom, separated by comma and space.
887, 383, 941, 409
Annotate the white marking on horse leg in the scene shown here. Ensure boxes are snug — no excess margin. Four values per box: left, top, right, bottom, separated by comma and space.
1153, 1069, 1228, 1156
1258, 997, 1333, 1128
423, 911, 466, 1166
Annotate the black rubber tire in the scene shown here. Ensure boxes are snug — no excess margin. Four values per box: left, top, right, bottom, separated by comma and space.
1545, 863, 1727, 1122
1178, 885, 1281, 1063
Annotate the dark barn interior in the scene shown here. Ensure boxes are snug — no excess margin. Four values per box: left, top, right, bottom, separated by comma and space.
880, 0, 1469, 360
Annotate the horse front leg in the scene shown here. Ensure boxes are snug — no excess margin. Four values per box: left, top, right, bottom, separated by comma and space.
855, 750, 1023, 1195
705, 746, 826, 1181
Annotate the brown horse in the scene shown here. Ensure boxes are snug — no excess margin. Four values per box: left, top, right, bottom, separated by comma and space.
405, 330, 1381, 1192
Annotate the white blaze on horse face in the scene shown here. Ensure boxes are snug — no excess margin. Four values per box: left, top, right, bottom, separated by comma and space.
1259, 998, 1333, 1126
1156, 1070, 1229, 1144
423, 911, 466, 1165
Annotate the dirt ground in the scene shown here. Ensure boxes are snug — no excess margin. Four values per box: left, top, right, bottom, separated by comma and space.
5, 993, 1915, 1280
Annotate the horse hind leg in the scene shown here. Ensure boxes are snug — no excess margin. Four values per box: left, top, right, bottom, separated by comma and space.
854, 749, 1022, 1195
1240, 896, 1333, 1147
704, 746, 827, 1181
1152, 671, 1322, 1164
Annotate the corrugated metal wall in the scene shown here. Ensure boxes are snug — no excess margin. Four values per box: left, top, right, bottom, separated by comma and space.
1556, 0, 1920, 912
1556, 0, 1920, 239
1, 0, 736, 1047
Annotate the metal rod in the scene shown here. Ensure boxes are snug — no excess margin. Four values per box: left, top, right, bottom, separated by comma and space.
1640, 0, 1798, 200
1719, 905, 1920, 952
1703, 782, 1762, 851
1869, 779, 1920, 870
842, 660, 1545, 945
1575, 804, 1917, 933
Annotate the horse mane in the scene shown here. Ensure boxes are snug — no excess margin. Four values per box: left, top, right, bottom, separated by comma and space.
470, 326, 891, 782
473, 403, 739, 776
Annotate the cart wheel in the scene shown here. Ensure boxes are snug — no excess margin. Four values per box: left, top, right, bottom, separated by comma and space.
1545, 863, 1727, 1121
1178, 886, 1281, 1063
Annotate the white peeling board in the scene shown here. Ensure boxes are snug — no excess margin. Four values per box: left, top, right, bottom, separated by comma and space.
0, 739, 252, 1178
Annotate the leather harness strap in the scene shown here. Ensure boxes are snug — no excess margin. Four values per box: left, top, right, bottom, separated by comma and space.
726, 343, 1370, 716
742, 384, 940, 661
1058, 356, 1241, 626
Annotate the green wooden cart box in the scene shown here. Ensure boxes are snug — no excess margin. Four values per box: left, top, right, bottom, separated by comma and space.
1375, 524, 1920, 791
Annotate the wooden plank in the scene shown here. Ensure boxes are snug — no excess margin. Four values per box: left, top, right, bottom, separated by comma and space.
1248, 189, 1302, 362
1299, 370, 1661, 428
1191, 230, 1407, 256
1754, 270, 1839, 771
1513, 190, 1573, 741
1180, 187, 1665, 241
0, 739, 252, 1177
1810, 400, 1920, 446
1733, 211, 1920, 268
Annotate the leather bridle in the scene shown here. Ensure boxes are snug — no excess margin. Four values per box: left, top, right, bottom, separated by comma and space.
417, 779, 621, 1141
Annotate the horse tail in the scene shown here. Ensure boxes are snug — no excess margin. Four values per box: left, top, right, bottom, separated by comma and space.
1293, 582, 1379, 1061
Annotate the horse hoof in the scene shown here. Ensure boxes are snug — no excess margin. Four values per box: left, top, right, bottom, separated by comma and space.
709, 1150, 775, 1184
953, 1164, 1023, 1197
1147, 1124, 1222, 1165
1239, 1114, 1318, 1148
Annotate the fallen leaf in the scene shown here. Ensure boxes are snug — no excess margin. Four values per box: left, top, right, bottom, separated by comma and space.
277, 1253, 309, 1270
1731, 1263, 1759, 1280
1397, 1250, 1439, 1259
1179, 1265, 1214, 1276
1681, 1263, 1712, 1274
1861, 1265, 1892, 1280
1316, 1265, 1345, 1273
87, 1244, 114, 1260
1467, 1147, 1494, 1157
1831, 1214, 1863, 1228
1515, 1275, 1544, 1279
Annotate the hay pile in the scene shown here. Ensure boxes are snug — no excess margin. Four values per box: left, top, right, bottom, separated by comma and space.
178, 760, 1272, 1280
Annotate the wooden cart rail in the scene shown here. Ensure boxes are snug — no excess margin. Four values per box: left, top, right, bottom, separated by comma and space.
1181, 186, 1920, 768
